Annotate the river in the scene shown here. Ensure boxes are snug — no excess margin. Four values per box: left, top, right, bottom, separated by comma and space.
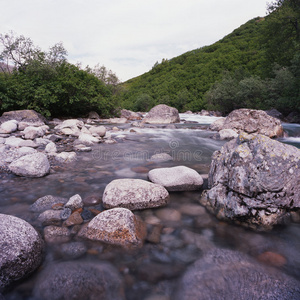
1, 114, 299, 299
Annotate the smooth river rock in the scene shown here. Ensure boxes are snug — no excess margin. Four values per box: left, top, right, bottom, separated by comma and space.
102, 179, 169, 210
200, 133, 300, 231
9, 153, 50, 177
148, 166, 203, 191
33, 261, 125, 300
0, 214, 44, 291
174, 248, 300, 300
142, 104, 180, 124
78, 207, 147, 248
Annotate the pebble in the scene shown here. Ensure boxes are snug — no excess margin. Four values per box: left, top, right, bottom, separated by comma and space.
257, 251, 287, 267
63, 211, 84, 227
44, 225, 71, 244
65, 194, 83, 210
60, 242, 87, 259
83, 195, 101, 206
60, 208, 72, 220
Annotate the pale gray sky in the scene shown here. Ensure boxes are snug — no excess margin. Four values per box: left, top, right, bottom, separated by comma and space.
1, 0, 267, 81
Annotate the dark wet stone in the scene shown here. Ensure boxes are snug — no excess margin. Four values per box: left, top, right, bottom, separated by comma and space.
60, 207, 72, 220
83, 194, 101, 206
59, 242, 87, 259
174, 248, 300, 300
81, 208, 94, 221
33, 261, 125, 300
137, 262, 184, 283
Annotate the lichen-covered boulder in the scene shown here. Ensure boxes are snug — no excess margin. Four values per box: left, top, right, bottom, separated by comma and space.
209, 109, 283, 138
148, 166, 203, 191
102, 179, 169, 210
0, 109, 46, 124
78, 208, 147, 248
33, 261, 125, 300
0, 214, 44, 291
200, 133, 300, 231
174, 248, 300, 300
142, 104, 180, 124
9, 153, 50, 177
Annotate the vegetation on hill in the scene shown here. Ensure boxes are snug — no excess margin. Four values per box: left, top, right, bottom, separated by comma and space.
0, 33, 119, 118
0, 0, 299, 117
119, 0, 300, 115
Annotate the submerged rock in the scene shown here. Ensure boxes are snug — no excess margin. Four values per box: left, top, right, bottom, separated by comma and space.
33, 261, 125, 300
174, 248, 300, 300
148, 166, 203, 191
9, 153, 50, 177
200, 133, 300, 231
149, 153, 173, 162
78, 207, 147, 248
102, 178, 169, 210
0, 214, 44, 291
142, 104, 180, 124
30, 195, 68, 213
209, 108, 284, 138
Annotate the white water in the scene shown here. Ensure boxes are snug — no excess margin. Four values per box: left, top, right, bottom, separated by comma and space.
179, 113, 222, 124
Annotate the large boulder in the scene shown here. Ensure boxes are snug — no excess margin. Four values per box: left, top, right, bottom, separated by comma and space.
209, 109, 283, 138
142, 104, 180, 124
120, 109, 142, 120
78, 207, 147, 248
174, 248, 300, 300
33, 261, 125, 300
102, 179, 169, 210
0, 110, 46, 125
9, 153, 50, 177
0, 214, 44, 291
200, 133, 300, 231
148, 166, 203, 191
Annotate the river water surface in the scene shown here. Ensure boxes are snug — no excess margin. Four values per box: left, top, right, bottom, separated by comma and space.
1, 114, 300, 299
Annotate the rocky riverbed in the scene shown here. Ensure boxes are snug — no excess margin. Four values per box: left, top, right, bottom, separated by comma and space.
0, 108, 300, 299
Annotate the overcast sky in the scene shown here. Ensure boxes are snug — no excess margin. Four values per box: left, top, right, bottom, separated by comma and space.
2, 0, 267, 82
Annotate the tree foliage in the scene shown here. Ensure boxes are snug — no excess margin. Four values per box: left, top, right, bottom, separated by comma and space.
0, 32, 119, 118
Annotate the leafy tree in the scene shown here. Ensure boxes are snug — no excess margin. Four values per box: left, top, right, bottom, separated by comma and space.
0, 32, 117, 117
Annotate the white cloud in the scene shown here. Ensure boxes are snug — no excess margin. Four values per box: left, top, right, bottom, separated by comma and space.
1, 0, 267, 81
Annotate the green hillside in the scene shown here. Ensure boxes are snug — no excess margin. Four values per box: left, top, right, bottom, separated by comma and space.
120, 0, 300, 114
120, 17, 266, 112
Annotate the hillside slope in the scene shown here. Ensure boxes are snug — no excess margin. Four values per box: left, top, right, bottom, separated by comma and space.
120, 17, 266, 112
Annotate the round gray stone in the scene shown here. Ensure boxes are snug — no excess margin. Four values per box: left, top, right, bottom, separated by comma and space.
0, 214, 44, 291
33, 261, 125, 300
148, 166, 203, 191
102, 179, 169, 210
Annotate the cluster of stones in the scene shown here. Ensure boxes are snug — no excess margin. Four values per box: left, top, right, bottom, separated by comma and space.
31, 165, 204, 250
0, 106, 181, 178
201, 108, 300, 231
209, 108, 284, 140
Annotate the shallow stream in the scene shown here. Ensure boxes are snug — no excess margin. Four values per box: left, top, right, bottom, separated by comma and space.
1, 114, 300, 299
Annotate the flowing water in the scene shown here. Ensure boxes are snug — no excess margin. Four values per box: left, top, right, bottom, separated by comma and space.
1, 114, 300, 299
